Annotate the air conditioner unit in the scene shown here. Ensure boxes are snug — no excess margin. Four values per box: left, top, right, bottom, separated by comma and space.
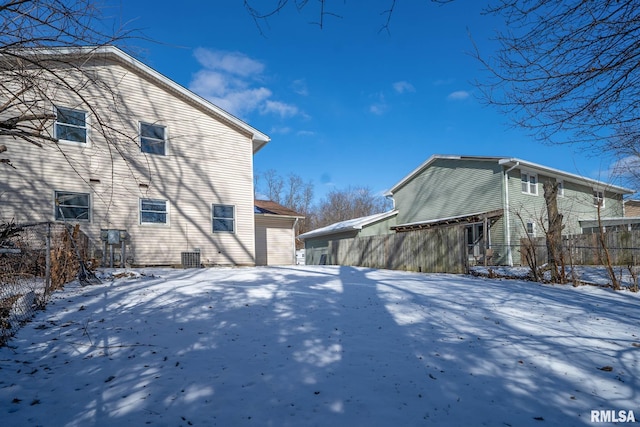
181, 251, 201, 268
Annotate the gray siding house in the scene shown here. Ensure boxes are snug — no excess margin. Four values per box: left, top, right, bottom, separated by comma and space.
300, 210, 397, 265
302, 155, 634, 267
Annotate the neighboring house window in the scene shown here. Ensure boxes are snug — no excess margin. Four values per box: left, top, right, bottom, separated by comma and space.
557, 180, 564, 197
212, 204, 235, 233
140, 122, 166, 155
521, 171, 538, 195
140, 199, 168, 224
54, 191, 90, 221
593, 190, 605, 208
55, 107, 87, 144
526, 221, 536, 237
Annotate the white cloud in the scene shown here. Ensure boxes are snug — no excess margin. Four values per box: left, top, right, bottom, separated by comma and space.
261, 100, 299, 118
393, 81, 415, 94
269, 126, 292, 135
369, 103, 388, 115
291, 79, 309, 96
189, 48, 302, 119
447, 90, 471, 100
296, 130, 315, 137
193, 48, 265, 77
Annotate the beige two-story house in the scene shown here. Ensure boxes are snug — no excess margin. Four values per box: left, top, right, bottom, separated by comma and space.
0, 46, 270, 267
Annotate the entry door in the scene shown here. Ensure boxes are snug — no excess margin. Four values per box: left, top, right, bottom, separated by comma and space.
467, 223, 484, 257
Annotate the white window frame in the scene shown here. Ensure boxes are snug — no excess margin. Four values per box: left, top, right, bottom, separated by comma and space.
593, 189, 605, 208
54, 190, 90, 222
55, 106, 88, 145
140, 198, 169, 225
140, 122, 167, 155
526, 220, 536, 237
212, 204, 235, 233
521, 171, 538, 195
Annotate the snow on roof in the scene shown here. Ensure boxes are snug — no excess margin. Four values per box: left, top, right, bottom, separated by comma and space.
298, 210, 397, 241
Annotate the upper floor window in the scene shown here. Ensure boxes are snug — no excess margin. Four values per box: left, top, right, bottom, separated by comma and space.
55, 107, 87, 144
526, 221, 536, 237
594, 190, 605, 208
140, 122, 166, 155
212, 204, 235, 233
521, 171, 538, 195
140, 199, 168, 224
54, 191, 90, 221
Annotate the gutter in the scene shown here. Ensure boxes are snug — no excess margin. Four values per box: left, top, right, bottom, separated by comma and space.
503, 161, 519, 266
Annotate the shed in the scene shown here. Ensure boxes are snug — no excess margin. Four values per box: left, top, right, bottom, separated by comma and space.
254, 200, 305, 266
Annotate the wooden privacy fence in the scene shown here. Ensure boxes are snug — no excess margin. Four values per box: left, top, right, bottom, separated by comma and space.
526, 230, 640, 266
327, 226, 468, 273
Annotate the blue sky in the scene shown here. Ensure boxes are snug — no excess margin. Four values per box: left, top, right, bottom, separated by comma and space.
106, 1, 624, 202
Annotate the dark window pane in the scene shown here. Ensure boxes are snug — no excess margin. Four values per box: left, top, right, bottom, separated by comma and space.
141, 138, 165, 155
57, 124, 87, 143
57, 108, 85, 126
141, 123, 164, 139
213, 218, 234, 232
213, 205, 233, 219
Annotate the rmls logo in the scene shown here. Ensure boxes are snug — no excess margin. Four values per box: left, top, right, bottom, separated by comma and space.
591, 409, 636, 423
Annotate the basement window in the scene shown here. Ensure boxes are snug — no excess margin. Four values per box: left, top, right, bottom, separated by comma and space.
54, 191, 90, 221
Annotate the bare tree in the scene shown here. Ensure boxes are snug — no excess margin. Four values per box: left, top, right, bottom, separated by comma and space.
543, 181, 566, 283
256, 169, 315, 237
243, 0, 453, 33
314, 186, 391, 229
475, 1, 640, 182
0, 0, 130, 166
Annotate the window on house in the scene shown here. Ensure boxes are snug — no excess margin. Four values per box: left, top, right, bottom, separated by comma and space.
140, 199, 168, 224
594, 190, 605, 208
140, 123, 166, 155
521, 172, 538, 195
212, 204, 235, 233
526, 221, 536, 237
54, 191, 90, 221
55, 107, 87, 144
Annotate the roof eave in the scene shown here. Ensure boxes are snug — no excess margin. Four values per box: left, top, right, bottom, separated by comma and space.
11, 46, 271, 153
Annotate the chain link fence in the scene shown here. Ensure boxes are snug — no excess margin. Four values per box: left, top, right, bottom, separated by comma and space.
0, 222, 93, 345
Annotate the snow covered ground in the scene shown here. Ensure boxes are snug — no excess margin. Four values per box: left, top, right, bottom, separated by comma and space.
1, 265, 638, 426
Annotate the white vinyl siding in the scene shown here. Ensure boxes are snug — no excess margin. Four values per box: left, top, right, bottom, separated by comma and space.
0, 55, 260, 266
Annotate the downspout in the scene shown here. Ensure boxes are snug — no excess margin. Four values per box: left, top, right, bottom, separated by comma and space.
293, 217, 299, 265
503, 161, 519, 266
